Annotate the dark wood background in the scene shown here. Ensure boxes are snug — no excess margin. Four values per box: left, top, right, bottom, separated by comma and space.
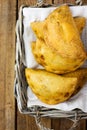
0, 0, 87, 130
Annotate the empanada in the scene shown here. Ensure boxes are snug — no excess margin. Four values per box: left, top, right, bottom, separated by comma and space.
32, 39, 86, 74
31, 5, 86, 72
25, 68, 78, 104
44, 5, 86, 60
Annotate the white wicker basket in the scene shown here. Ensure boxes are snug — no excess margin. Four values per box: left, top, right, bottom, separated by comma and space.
15, 1, 87, 130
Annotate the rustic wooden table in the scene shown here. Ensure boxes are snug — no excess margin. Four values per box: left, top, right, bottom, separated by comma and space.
0, 0, 87, 130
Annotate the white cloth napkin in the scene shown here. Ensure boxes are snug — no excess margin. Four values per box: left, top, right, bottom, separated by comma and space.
23, 6, 87, 112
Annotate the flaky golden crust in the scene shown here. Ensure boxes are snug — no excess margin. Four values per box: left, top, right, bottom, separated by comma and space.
43, 5, 86, 59
64, 68, 87, 96
30, 16, 86, 39
31, 39, 86, 74
31, 5, 86, 70
25, 68, 77, 105
74, 17, 86, 34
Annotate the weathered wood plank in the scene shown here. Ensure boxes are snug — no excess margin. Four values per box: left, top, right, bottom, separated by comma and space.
54, 0, 87, 4
52, 118, 86, 130
54, 0, 76, 4
45, 0, 52, 4
17, 109, 38, 130
0, 0, 16, 130
0, 41, 5, 129
54, 0, 64, 4
41, 117, 51, 130
18, 0, 37, 9
18, 0, 52, 9
17, 111, 51, 130
83, 0, 87, 4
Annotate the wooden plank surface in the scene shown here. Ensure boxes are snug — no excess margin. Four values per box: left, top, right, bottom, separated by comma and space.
0, 0, 16, 130
51, 118, 86, 130
54, 0, 82, 4
0, 0, 87, 130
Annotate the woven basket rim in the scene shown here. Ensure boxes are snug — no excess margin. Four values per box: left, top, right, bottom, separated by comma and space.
15, 4, 87, 121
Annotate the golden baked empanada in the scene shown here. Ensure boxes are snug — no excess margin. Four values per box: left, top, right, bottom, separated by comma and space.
25, 68, 78, 104
44, 5, 86, 60
31, 5, 86, 72
32, 39, 86, 74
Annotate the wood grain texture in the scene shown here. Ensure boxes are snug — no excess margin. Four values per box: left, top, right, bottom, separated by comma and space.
18, 0, 37, 9
51, 118, 86, 130
54, 0, 87, 4
17, 1, 37, 129
45, 0, 52, 4
0, 0, 16, 130
54, 0, 76, 4
83, 0, 87, 4
17, 111, 52, 130
41, 117, 51, 129
17, 109, 38, 130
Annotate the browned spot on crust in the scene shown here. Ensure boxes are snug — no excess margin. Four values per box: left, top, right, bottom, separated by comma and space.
64, 92, 69, 97
55, 98, 60, 102
44, 98, 49, 101
58, 8, 61, 13
51, 68, 56, 72
74, 64, 79, 68
35, 54, 38, 59
82, 76, 87, 80
75, 86, 81, 93
72, 86, 81, 96
30, 82, 36, 89
55, 92, 63, 96
77, 86, 81, 89
35, 92, 41, 97
81, 27, 84, 31
40, 55, 45, 60
27, 75, 30, 79
41, 62, 47, 66
34, 30, 37, 34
